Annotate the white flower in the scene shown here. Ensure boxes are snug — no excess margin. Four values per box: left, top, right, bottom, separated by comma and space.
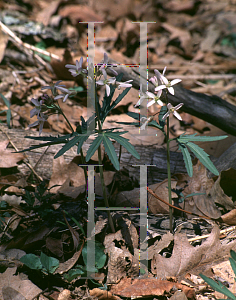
54, 85, 74, 102
30, 98, 44, 118
28, 113, 48, 135
65, 57, 86, 77
134, 84, 149, 107
140, 116, 153, 130
154, 67, 182, 95
149, 76, 159, 87
99, 53, 118, 76
116, 80, 133, 90
162, 103, 184, 121
96, 69, 116, 96
146, 90, 163, 107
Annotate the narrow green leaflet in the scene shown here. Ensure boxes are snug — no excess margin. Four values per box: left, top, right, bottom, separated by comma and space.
200, 274, 236, 300
54, 135, 85, 159
86, 134, 103, 162
25, 133, 75, 141
105, 131, 140, 160
178, 133, 228, 143
148, 119, 163, 130
103, 134, 119, 170
186, 142, 219, 175
230, 250, 236, 262
77, 134, 89, 155
178, 143, 193, 177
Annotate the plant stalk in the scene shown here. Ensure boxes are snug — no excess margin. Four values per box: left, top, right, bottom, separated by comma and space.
166, 117, 173, 233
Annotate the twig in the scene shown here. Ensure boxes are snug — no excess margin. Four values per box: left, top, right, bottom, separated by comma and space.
0, 21, 61, 61
0, 126, 43, 182
188, 226, 236, 242
147, 187, 214, 221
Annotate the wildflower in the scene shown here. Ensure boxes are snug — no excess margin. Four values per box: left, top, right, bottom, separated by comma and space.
28, 113, 48, 135
140, 116, 153, 130
30, 98, 44, 118
154, 67, 182, 95
99, 53, 118, 76
162, 103, 184, 121
146, 90, 163, 107
96, 69, 116, 96
41, 80, 66, 96
149, 76, 159, 87
65, 57, 87, 77
134, 84, 149, 107
116, 80, 133, 90
54, 86, 76, 102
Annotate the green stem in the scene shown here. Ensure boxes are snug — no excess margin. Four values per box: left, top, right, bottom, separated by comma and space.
166, 117, 173, 233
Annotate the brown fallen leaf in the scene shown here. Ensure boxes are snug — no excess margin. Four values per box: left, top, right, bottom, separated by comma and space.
151, 225, 236, 281
0, 140, 25, 168
110, 277, 195, 299
90, 288, 120, 300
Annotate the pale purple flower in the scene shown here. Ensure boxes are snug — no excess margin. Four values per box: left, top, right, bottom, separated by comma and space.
30, 98, 44, 118
28, 113, 48, 135
146, 90, 163, 107
41, 80, 66, 96
65, 57, 86, 77
96, 69, 116, 96
154, 67, 182, 95
116, 80, 133, 90
99, 53, 118, 76
54, 85, 74, 102
162, 103, 184, 121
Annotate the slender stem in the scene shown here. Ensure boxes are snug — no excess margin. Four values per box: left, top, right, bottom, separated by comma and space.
166, 117, 173, 233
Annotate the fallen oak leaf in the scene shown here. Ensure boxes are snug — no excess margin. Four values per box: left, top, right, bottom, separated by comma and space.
151, 225, 236, 281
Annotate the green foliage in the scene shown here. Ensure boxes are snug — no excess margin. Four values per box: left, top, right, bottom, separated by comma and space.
176, 133, 228, 177
200, 250, 236, 300
20, 252, 59, 274
0, 93, 11, 128
64, 241, 107, 282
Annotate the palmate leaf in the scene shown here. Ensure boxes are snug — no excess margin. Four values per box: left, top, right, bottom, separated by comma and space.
178, 143, 193, 177
77, 134, 90, 155
178, 133, 228, 143
186, 142, 219, 175
105, 131, 140, 160
200, 274, 236, 300
102, 134, 119, 170
86, 134, 103, 162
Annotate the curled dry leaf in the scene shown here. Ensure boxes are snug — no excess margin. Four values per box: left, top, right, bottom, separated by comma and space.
151, 225, 236, 280
176, 160, 221, 219
110, 277, 195, 299
90, 288, 120, 300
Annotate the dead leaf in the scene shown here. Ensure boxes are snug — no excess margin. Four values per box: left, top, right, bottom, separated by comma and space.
110, 277, 195, 299
0, 140, 24, 168
0, 267, 42, 300
90, 288, 119, 300
151, 225, 236, 280
176, 160, 222, 219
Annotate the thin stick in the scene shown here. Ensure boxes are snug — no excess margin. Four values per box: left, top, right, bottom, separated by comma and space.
147, 187, 213, 221
188, 226, 236, 242
0, 21, 61, 61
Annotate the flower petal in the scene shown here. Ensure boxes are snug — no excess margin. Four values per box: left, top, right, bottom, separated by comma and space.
105, 84, 110, 96
147, 100, 155, 107
171, 79, 182, 86
175, 103, 184, 110
167, 87, 175, 95
162, 112, 170, 120
173, 111, 182, 120
155, 85, 166, 92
